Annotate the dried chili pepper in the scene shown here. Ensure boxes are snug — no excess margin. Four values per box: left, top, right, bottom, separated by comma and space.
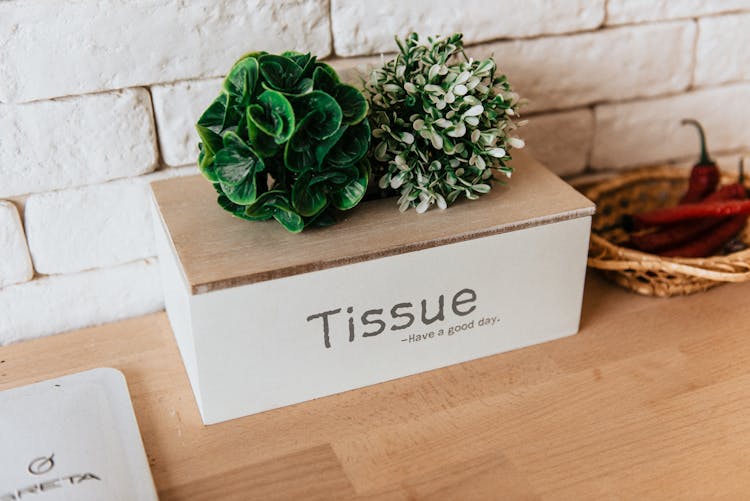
631, 199, 750, 227
627, 159, 748, 250
659, 215, 747, 257
679, 119, 719, 203
629, 217, 723, 252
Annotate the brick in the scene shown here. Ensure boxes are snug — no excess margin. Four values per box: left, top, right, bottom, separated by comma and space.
151, 78, 222, 167
24, 167, 202, 275
0, 89, 157, 197
0, 260, 163, 345
471, 22, 695, 114
607, 0, 750, 25
694, 13, 750, 87
521, 109, 594, 176
25, 179, 155, 275
591, 83, 750, 169
0, 201, 33, 288
331, 0, 605, 57
0, 0, 331, 103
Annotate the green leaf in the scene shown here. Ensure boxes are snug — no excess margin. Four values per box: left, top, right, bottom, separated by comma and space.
244, 190, 286, 220
214, 132, 264, 186
196, 93, 227, 154
330, 161, 369, 210
247, 90, 295, 144
246, 111, 281, 158
313, 65, 338, 94
259, 54, 304, 92
220, 175, 257, 205
246, 191, 304, 232
292, 170, 328, 217
216, 188, 256, 221
198, 144, 218, 182
325, 120, 370, 168
223, 56, 259, 104
283, 52, 317, 77
313, 125, 348, 168
292, 91, 343, 140
283, 137, 317, 172
334, 84, 368, 125
311, 168, 354, 188
273, 202, 305, 233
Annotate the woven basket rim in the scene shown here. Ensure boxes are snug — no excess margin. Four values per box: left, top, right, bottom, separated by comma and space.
585, 164, 750, 283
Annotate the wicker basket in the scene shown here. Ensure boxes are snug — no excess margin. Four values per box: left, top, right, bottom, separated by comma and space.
584, 165, 750, 297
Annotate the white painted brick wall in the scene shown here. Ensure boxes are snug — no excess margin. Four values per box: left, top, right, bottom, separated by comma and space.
0, 89, 157, 198
24, 179, 156, 275
331, 0, 605, 57
23, 167, 199, 276
591, 83, 750, 169
473, 22, 695, 113
522, 109, 594, 176
0, 260, 163, 345
0, 0, 331, 103
151, 78, 223, 167
694, 13, 750, 87
0, 201, 33, 288
607, 0, 750, 25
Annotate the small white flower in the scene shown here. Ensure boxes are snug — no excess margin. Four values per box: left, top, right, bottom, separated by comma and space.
412, 119, 425, 131
488, 147, 506, 158
453, 84, 468, 96
404, 82, 417, 94
400, 132, 415, 144
508, 137, 525, 148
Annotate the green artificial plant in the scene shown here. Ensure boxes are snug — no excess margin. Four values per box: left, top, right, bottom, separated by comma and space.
196, 51, 371, 232
364, 33, 524, 213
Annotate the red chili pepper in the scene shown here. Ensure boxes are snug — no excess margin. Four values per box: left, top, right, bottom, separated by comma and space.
632, 199, 750, 227
659, 215, 747, 257
679, 119, 719, 203
629, 217, 724, 252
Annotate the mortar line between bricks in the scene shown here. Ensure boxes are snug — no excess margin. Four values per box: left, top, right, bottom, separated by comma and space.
605, 8, 750, 28
688, 18, 700, 91
340, 18, 697, 59
145, 86, 168, 172
326, 0, 336, 57
602, 0, 611, 26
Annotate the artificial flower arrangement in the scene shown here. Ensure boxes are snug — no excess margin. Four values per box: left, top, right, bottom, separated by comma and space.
196, 33, 524, 232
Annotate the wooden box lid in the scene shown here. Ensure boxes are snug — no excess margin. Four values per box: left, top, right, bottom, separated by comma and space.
151, 150, 595, 294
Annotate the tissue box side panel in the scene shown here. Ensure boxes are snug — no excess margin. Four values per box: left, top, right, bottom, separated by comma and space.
189, 216, 591, 424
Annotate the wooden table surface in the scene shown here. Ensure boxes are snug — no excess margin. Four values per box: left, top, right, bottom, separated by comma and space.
2, 272, 750, 500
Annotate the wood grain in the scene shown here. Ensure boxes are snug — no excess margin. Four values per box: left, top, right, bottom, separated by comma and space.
3, 273, 750, 499
151, 150, 594, 294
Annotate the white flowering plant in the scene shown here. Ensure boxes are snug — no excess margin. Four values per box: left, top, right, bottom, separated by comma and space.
364, 33, 525, 213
